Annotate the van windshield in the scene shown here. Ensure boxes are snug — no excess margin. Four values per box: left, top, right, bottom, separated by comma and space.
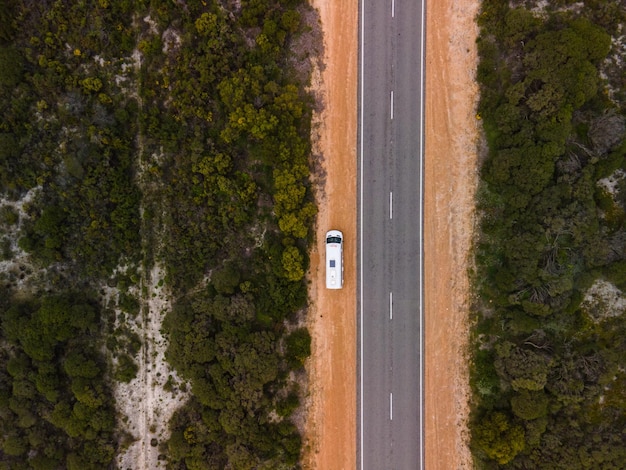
326, 236, 342, 244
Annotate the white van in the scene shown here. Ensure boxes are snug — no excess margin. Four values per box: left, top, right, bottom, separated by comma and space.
325, 230, 344, 289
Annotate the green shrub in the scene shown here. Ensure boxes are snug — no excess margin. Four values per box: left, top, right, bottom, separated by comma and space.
114, 354, 138, 383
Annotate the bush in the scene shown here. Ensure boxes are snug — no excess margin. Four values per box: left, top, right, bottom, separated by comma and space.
114, 354, 138, 383
285, 328, 311, 369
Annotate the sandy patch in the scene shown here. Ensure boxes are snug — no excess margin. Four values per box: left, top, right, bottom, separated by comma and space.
115, 42, 189, 466
0, 187, 48, 292
582, 279, 626, 319
114, 263, 189, 469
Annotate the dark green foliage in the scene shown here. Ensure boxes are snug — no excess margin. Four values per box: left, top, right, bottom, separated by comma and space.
0, 294, 117, 469
494, 341, 552, 392
0, 0, 141, 275
510, 390, 549, 420
1, 0, 315, 466
164, 279, 305, 465
0, 46, 24, 88
211, 262, 241, 295
0, 0, 18, 43
285, 328, 311, 369
138, 1, 315, 466
114, 354, 138, 383
1, 0, 144, 465
472, 1, 626, 468
276, 388, 301, 418
118, 292, 140, 317
474, 411, 525, 465
0, 205, 18, 226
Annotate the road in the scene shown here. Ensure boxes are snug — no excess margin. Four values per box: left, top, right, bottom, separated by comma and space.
358, 0, 425, 468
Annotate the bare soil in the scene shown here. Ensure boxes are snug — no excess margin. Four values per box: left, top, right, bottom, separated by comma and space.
424, 0, 479, 467
304, 0, 479, 469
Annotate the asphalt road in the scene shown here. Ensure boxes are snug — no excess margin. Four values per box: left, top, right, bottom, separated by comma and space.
358, 0, 425, 468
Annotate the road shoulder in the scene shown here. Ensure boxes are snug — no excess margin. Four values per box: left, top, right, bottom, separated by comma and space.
424, 0, 479, 468
303, 0, 358, 469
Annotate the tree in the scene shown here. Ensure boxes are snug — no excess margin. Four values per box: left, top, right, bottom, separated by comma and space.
0, 46, 23, 87
0, 0, 17, 42
285, 328, 311, 368
63, 352, 100, 379
113, 354, 138, 383
212, 263, 241, 295
281, 245, 305, 281
474, 411, 525, 465
195, 13, 219, 36
495, 341, 553, 391
281, 10, 301, 34
225, 441, 259, 470
511, 390, 549, 420
2, 432, 27, 456
503, 8, 541, 47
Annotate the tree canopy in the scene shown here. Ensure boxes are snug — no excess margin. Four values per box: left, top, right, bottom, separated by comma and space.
472, 1, 626, 468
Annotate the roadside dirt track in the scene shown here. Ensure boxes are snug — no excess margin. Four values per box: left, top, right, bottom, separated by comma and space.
303, 1, 358, 469
424, 0, 478, 468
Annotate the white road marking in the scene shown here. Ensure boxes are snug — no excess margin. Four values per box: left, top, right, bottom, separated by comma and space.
390, 393, 393, 420
390, 292, 393, 320
419, 0, 426, 467
389, 192, 393, 219
392, 0, 395, 18
390, 90, 394, 119
359, 0, 365, 466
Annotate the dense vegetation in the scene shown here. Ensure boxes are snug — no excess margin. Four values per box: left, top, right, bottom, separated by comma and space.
0, 293, 118, 469
0, 0, 141, 276
136, 1, 316, 466
0, 1, 142, 468
471, 0, 626, 468
1, 0, 316, 468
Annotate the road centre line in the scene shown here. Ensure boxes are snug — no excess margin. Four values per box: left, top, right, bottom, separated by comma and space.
392, 0, 395, 18
390, 393, 393, 420
389, 192, 393, 219
390, 292, 393, 320
390, 90, 394, 119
